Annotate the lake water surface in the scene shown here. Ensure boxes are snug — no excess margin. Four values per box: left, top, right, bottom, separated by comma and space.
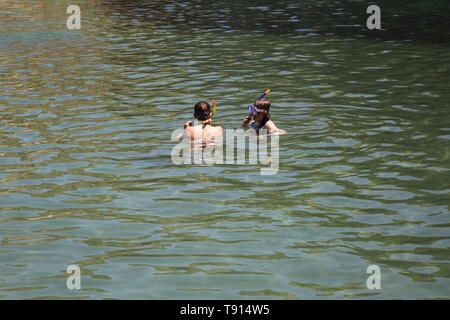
0, 0, 449, 299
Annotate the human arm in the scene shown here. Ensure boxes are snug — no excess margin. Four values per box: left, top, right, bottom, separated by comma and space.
177, 121, 194, 140
242, 114, 252, 128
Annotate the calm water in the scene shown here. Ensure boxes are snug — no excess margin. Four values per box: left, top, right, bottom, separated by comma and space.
0, 0, 449, 299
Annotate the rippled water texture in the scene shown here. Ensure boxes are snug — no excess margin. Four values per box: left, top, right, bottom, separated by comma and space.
0, 0, 449, 299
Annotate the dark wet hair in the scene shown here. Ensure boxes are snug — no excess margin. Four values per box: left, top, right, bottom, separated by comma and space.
254, 98, 271, 128
194, 101, 211, 121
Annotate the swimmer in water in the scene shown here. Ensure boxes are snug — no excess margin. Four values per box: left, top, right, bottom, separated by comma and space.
179, 101, 223, 144
242, 98, 286, 135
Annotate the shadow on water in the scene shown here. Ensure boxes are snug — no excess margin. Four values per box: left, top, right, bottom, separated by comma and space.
102, 0, 450, 43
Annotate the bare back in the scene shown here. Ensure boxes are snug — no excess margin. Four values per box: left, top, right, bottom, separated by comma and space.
185, 124, 223, 144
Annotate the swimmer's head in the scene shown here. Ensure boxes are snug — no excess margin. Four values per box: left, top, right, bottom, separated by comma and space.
194, 101, 213, 127
252, 98, 271, 128
254, 98, 271, 112
194, 101, 212, 121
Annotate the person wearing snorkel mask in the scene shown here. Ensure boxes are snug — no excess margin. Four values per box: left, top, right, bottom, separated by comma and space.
242, 98, 286, 135
181, 101, 223, 144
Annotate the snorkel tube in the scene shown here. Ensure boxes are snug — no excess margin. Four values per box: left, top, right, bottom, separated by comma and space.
212, 99, 216, 116
248, 89, 271, 118
258, 89, 271, 100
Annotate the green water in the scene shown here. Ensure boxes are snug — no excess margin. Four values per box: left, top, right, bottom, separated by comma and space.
0, 0, 449, 299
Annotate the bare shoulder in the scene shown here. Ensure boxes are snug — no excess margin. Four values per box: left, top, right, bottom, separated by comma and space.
264, 120, 278, 130
265, 121, 286, 135
213, 126, 223, 136
185, 126, 201, 139
185, 126, 195, 136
